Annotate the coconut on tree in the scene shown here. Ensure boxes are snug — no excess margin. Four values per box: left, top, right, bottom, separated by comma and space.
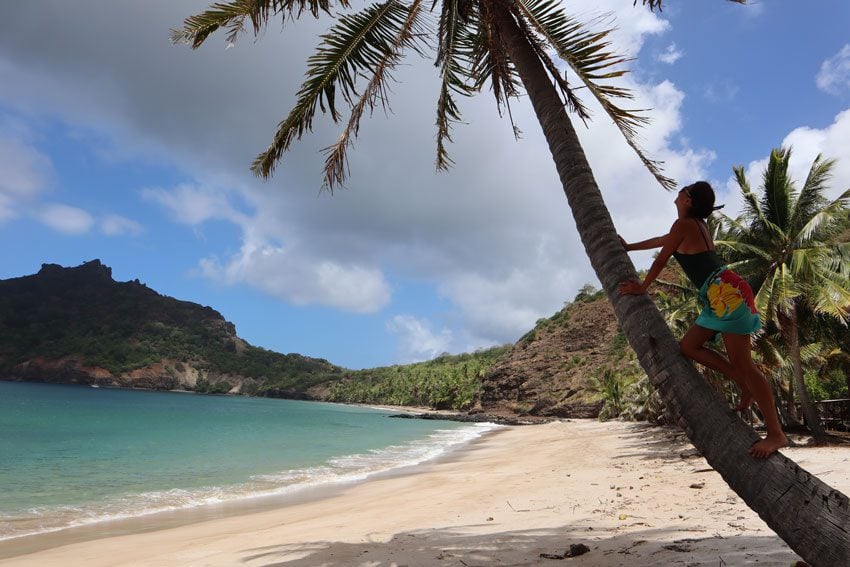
173, 0, 850, 563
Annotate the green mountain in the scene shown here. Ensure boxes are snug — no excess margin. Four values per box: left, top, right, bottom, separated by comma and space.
0, 261, 640, 420
0, 260, 343, 395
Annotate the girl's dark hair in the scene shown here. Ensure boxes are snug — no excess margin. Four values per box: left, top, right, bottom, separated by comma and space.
687, 181, 717, 219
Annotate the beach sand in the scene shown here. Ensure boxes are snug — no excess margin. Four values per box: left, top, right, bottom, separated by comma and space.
2, 419, 847, 566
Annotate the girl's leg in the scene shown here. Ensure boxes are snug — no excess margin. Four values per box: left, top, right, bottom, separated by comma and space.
722, 333, 787, 458
680, 325, 753, 410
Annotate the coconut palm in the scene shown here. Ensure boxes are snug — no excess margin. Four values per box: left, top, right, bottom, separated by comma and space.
719, 148, 850, 443
173, 1, 850, 563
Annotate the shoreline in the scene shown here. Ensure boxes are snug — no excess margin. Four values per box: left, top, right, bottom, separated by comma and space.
0, 418, 503, 558
3, 419, 847, 566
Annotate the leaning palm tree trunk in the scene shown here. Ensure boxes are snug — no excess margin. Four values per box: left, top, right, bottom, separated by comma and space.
494, 3, 849, 564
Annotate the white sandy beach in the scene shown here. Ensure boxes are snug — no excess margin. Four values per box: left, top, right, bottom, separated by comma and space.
2, 419, 847, 566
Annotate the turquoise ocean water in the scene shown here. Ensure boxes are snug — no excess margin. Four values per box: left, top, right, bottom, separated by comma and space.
0, 381, 498, 541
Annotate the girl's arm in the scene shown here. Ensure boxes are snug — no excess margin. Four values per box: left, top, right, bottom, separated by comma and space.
619, 221, 686, 295
620, 234, 666, 251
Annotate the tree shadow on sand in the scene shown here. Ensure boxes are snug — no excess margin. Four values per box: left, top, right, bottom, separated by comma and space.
610, 422, 699, 463
238, 522, 802, 566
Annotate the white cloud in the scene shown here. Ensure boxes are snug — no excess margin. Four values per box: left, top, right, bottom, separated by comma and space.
125, 5, 711, 347
36, 203, 94, 234
817, 44, 850, 95
0, 1, 716, 354
576, 0, 669, 58
141, 183, 247, 225
199, 237, 391, 314
0, 135, 53, 204
657, 43, 683, 64
101, 214, 143, 236
386, 315, 453, 363
779, 110, 850, 198
720, 107, 850, 217
440, 266, 573, 344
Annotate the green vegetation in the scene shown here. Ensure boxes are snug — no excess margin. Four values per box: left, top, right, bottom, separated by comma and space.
573, 283, 606, 303
627, 149, 850, 431
327, 346, 511, 410
717, 148, 850, 437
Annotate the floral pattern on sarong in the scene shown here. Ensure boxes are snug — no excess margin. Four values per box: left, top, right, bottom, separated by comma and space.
719, 270, 758, 313
706, 269, 758, 318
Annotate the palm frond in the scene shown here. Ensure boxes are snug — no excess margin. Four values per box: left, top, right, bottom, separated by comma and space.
172, 0, 341, 48
761, 147, 794, 230
735, 176, 787, 245
799, 341, 824, 364
733, 165, 766, 229
773, 263, 802, 315
516, 0, 675, 189
716, 210, 749, 238
714, 239, 773, 261
809, 268, 850, 324
636, 0, 746, 12
790, 154, 834, 235
507, 2, 587, 119
835, 241, 850, 276
754, 267, 778, 325
322, 0, 427, 189
252, 0, 411, 179
789, 246, 829, 283
434, 0, 477, 170
794, 187, 850, 248
655, 278, 694, 295
467, 0, 522, 129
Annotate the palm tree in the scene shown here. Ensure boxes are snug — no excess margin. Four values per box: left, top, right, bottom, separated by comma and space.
173, 1, 850, 563
719, 148, 850, 444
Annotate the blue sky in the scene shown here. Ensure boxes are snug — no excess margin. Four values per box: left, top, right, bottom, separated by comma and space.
1, 1, 849, 369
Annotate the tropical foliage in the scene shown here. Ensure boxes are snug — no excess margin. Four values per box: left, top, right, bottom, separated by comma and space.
717, 148, 850, 440
616, 154, 850, 433
327, 346, 510, 409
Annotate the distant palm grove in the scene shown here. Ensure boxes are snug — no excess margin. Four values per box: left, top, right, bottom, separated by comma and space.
330, 346, 511, 409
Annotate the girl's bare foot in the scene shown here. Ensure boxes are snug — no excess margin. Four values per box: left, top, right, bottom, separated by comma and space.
749, 433, 788, 458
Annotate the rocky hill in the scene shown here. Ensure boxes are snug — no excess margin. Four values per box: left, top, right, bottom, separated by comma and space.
476, 291, 637, 419
0, 260, 343, 395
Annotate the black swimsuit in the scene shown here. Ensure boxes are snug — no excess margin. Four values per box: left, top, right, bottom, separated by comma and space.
672, 219, 724, 289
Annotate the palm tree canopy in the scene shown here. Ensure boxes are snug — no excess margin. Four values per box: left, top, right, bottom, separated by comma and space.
717, 147, 850, 327
172, 0, 728, 190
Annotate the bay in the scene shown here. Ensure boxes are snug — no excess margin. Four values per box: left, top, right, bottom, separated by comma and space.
0, 381, 496, 540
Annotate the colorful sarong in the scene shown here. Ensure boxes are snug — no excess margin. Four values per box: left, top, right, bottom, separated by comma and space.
694, 267, 762, 335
